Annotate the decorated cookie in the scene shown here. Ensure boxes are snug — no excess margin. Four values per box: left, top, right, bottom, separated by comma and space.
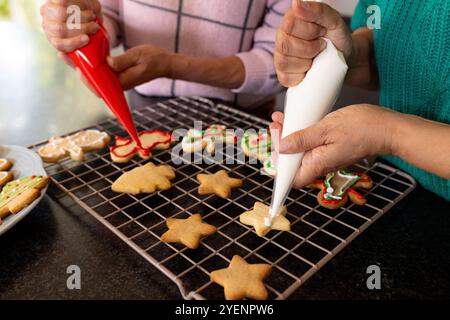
38, 129, 110, 163
241, 131, 275, 176
0, 176, 49, 224
112, 162, 175, 194
0, 171, 14, 188
197, 170, 242, 199
160, 214, 217, 249
240, 202, 290, 237
0, 159, 13, 171
210, 255, 272, 300
110, 130, 172, 163
308, 169, 373, 209
181, 124, 236, 154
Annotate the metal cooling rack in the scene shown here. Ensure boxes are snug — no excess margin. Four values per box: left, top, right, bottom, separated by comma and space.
30, 96, 416, 300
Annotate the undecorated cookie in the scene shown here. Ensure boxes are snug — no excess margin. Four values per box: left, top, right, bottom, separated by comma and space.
308, 169, 373, 209
160, 214, 217, 249
240, 202, 290, 237
210, 255, 272, 300
38, 129, 110, 163
0, 159, 13, 171
112, 162, 175, 194
197, 170, 242, 199
110, 130, 172, 163
0, 176, 49, 224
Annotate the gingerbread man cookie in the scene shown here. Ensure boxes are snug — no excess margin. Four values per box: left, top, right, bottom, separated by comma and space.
112, 162, 175, 194
241, 131, 275, 176
181, 124, 236, 154
197, 170, 242, 199
160, 214, 217, 249
110, 130, 172, 163
38, 129, 110, 163
0, 176, 49, 224
240, 202, 290, 237
308, 169, 373, 209
210, 255, 272, 300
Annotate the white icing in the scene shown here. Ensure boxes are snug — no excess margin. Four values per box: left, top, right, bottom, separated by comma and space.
324, 170, 359, 200
267, 39, 348, 226
182, 125, 235, 153
39, 130, 109, 161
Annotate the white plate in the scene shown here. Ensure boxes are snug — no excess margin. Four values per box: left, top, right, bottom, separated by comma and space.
0, 145, 48, 235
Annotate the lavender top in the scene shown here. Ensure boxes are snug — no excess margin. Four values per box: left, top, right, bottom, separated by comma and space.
100, 0, 290, 107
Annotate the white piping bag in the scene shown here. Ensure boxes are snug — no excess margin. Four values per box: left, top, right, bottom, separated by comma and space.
265, 38, 348, 226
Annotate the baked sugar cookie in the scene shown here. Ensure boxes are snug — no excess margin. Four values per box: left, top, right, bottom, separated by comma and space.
0, 171, 14, 188
240, 202, 290, 237
210, 255, 272, 300
0, 176, 49, 224
0, 159, 13, 171
197, 170, 242, 199
182, 124, 236, 154
110, 130, 172, 163
112, 162, 175, 194
38, 129, 110, 163
161, 214, 217, 249
308, 170, 373, 209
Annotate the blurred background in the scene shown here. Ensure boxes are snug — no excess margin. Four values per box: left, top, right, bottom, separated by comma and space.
0, 0, 374, 146
0, 0, 114, 146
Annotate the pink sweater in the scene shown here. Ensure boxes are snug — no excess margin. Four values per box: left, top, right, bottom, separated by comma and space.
100, 0, 290, 107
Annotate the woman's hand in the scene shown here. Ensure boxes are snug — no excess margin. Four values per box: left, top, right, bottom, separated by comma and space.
41, 0, 102, 53
270, 104, 396, 188
275, 0, 353, 87
107, 45, 174, 91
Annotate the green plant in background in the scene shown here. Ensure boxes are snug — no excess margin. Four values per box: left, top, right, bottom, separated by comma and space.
0, 0, 11, 18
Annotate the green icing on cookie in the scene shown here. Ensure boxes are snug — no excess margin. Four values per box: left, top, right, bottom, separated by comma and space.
0, 176, 44, 207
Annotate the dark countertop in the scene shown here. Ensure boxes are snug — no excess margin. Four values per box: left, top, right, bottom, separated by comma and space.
1, 11, 449, 300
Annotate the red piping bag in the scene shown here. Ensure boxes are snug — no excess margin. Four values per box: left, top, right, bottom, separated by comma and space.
67, 19, 144, 150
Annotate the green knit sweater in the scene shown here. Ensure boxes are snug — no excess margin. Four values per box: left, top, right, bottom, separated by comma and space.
351, 0, 450, 200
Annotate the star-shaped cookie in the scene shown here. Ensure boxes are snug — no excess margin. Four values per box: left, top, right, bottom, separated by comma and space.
112, 162, 175, 194
160, 214, 217, 249
210, 255, 272, 300
197, 170, 242, 198
240, 202, 291, 237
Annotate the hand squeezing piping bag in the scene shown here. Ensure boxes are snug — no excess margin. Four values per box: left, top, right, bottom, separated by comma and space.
67, 20, 144, 150
265, 39, 348, 226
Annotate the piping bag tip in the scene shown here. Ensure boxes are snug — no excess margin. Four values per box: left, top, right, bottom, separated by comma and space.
67, 18, 143, 149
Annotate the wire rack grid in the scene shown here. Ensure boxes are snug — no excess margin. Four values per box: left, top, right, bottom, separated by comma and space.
30, 97, 416, 300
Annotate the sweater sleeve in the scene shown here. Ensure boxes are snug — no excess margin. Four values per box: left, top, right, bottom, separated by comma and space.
351, 0, 370, 31
233, 0, 290, 95
99, 0, 122, 48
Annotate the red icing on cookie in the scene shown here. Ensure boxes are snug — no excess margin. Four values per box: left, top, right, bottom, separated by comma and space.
110, 130, 172, 160
309, 171, 373, 209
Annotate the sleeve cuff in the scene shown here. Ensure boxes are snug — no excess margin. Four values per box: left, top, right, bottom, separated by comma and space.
233, 49, 278, 95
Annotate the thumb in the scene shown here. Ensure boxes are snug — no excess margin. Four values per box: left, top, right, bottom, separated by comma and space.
107, 50, 137, 72
292, 0, 343, 31
278, 122, 327, 154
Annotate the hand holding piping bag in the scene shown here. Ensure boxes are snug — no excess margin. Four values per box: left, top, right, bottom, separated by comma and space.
271, 0, 450, 197
267, 0, 350, 223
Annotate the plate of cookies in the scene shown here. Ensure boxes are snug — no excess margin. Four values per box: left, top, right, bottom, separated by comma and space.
0, 145, 49, 235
